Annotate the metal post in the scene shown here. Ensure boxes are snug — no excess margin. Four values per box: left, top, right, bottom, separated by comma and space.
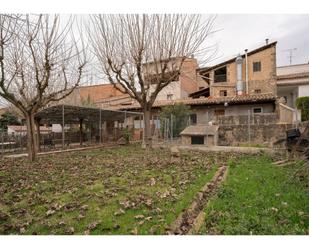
206, 111, 209, 146
79, 118, 83, 146
142, 113, 145, 146
124, 111, 127, 127
248, 109, 251, 145
62, 105, 65, 149
139, 114, 142, 140
1, 132, 3, 155
99, 109, 102, 143
170, 114, 173, 142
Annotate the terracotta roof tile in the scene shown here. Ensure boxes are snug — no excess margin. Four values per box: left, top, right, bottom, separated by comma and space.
120, 93, 277, 110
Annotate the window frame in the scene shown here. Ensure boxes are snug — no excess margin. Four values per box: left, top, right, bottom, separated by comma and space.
252, 107, 263, 114
253, 61, 262, 72
219, 90, 227, 96
167, 94, 173, 100
189, 113, 197, 125
214, 66, 227, 83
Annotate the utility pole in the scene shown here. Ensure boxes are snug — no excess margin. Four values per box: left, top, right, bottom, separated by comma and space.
283, 48, 297, 65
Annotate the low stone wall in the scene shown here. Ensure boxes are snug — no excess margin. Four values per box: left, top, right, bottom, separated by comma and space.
218, 123, 294, 147
216, 113, 278, 125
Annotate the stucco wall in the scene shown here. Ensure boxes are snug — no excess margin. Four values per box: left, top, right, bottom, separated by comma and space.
148, 81, 182, 101
299, 85, 309, 97
191, 103, 275, 124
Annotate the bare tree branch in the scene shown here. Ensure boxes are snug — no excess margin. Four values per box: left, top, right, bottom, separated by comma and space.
0, 14, 87, 160
89, 14, 216, 147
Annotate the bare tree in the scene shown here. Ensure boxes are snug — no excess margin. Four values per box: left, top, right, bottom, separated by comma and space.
89, 14, 216, 147
0, 14, 87, 161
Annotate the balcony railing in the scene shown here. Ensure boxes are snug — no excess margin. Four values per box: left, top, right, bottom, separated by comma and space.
214, 74, 227, 83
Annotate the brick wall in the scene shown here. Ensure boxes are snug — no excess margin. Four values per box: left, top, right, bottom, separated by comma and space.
208, 43, 277, 97
179, 58, 198, 96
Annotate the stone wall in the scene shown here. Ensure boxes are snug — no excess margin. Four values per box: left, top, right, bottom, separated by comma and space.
216, 113, 278, 125
218, 123, 293, 147
208, 43, 277, 97
216, 113, 294, 147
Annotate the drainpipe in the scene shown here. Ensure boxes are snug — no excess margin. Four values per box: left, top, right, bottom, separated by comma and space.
245, 49, 248, 94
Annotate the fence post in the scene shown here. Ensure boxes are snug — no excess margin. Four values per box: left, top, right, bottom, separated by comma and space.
142, 113, 145, 147
248, 109, 251, 145
170, 114, 173, 142
1, 132, 3, 155
99, 109, 102, 143
62, 105, 65, 150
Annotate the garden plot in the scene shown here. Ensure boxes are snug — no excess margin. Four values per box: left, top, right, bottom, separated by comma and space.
0, 145, 236, 235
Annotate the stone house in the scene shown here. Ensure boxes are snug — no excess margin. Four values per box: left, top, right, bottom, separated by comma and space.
193, 40, 277, 99
54, 40, 304, 146
121, 40, 280, 124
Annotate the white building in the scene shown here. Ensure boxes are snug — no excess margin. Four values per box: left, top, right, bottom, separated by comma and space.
277, 63, 309, 121
7, 125, 52, 136
277, 63, 309, 107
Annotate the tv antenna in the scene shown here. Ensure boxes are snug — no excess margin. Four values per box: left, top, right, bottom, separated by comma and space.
283, 48, 297, 65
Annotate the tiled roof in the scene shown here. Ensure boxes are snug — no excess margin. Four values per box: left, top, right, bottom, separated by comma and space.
180, 125, 219, 136
198, 41, 277, 73
120, 93, 277, 110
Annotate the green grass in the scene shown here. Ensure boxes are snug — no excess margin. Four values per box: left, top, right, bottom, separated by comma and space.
0, 144, 223, 235
198, 155, 309, 235
238, 143, 266, 148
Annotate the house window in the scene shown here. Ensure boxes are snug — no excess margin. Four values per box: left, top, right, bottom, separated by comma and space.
167, 94, 173, 100
214, 109, 225, 116
189, 114, 197, 125
219, 90, 227, 96
191, 136, 204, 145
254, 89, 261, 94
253, 61, 261, 72
252, 107, 263, 114
214, 66, 227, 83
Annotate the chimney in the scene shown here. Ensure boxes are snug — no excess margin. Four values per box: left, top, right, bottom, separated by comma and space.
265, 38, 269, 45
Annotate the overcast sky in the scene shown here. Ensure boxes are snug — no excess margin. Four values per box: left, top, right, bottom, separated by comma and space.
209, 14, 309, 67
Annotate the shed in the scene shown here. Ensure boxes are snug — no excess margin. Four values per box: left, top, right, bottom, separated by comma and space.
180, 125, 219, 146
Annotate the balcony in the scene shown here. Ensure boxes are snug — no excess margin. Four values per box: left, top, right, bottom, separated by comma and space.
214, 74, 227, 83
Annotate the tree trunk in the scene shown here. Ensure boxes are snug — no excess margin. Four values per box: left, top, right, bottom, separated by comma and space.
143, 108, 152, 148
25, 112, 38, 161
79, 118, 83, 146
35, 119, 41, 152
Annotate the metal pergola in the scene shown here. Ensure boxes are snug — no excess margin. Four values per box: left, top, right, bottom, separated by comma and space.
35, 104, 143, 148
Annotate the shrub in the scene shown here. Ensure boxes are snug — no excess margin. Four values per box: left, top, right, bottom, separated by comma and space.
159, 103, 192, 138
295, 96, 309, 121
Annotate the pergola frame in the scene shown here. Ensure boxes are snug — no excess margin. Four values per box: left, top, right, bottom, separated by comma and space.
35, 104, 143, 149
